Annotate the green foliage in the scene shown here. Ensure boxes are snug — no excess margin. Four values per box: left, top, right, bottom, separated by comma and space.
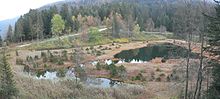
6, 25, 13, 42
207, 61, 220, 98
57, 59, 64, 65
132, 24, 140, 34
113, 38, 129, 43
106, 64, 127, 78
96, 62, 102, 70
57, 68, 66, 77
23, 65, 30, 73
62, 50, 68, 61
34, 55, 39, 60
74, 66, 87, 81
206, 2, 220, 98
41, 52, 46, 57
51, 14, 65, 37
13, 1, 206, 42
88, 27, 102, 42
0, 51, 18, 99
112, 13, 120, 38
0, 36, 3, 47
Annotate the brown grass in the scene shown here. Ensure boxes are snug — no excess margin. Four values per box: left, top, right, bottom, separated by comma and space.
14, 73, 153, 99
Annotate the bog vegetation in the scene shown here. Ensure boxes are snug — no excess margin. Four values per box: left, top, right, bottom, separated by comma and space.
0, 0, 220, 99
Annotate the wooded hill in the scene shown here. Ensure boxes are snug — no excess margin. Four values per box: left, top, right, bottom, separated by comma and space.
8, 0, 213, 42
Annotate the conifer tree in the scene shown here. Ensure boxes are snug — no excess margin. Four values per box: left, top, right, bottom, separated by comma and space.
0, 49, 18, 99
206, 0, 220, 98
6, 25, 13, 42
0, 36, 2, 47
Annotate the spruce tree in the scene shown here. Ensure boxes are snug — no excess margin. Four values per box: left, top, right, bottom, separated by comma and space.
6, 25, 13, 42
0, 36, 2, 47
0, 49, 18, 99
206, 1, 220, 98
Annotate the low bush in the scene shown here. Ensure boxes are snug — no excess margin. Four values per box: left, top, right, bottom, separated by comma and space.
16, 58, 24, 65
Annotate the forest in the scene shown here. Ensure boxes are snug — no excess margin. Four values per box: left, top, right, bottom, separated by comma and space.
6, 0, 211, 42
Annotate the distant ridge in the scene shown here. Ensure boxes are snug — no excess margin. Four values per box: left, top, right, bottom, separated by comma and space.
0, 17, 19, 39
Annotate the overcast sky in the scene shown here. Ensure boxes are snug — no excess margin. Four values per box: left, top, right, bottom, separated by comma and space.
0, 0, 64, 21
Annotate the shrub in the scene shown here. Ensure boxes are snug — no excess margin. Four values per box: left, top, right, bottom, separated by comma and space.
135, 73, 143, 80
98, 45, 103, 48
167, 76, 170, 82
159, 73, 166, 77
26, 56, 30, 61
96, 62, 102, 70
161, 58, 166, 63
42, 56, 48, 63
23, 65, 30, 72
118, 65, 127, 79
16, 58, 23, 65
96, 51, 102, 56
62, 50, 68, 61
33, 63, 39, 68
34, 55, 39, 60
88, 27, 102, 43
106, 64, 118, 77
41, 52, 46, 57
57, 59, 64, 65
57, 68, 66, 77
36, 70, 46, 77
155, 77, 161, 82
44, 64, 48, 68
85, 48, 89, 51
113, 38, 129, 43
133, 73, 145, 81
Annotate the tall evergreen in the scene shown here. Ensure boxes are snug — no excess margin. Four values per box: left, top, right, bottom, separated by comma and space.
112, 12, 120, 38
0, 49, 18, 99
0, 36, 2, 47
6, 25, 13, 42
14, 16, 24, 42
206, 1, 220, 98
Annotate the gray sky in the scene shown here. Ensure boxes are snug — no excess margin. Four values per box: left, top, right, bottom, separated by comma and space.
0, 0, 64, 21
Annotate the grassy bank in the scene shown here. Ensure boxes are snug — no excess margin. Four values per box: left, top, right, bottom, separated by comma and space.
20, 32, 171, 50
15, 73, 153, 99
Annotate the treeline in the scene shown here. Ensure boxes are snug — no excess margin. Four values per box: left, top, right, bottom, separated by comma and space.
6, 0, 212, 42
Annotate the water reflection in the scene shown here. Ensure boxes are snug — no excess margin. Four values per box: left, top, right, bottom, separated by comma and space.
114, 43, 199, 62
34, 69, 121, 88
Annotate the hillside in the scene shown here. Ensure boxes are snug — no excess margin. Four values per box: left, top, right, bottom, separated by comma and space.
0, 17, 18, 38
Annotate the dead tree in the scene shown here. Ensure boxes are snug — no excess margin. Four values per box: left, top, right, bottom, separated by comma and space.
184, 0, 193, 98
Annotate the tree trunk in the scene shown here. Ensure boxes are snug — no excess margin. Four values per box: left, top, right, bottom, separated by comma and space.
194, 31, 204, 99
185, 32, 191, 99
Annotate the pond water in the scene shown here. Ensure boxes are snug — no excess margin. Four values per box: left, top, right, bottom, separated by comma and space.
114, 43, 199, 62
34, 69, 121, 88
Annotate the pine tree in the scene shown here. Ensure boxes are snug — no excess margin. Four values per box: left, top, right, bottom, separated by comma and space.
0, 36, 2, 47
206, 1, 220, 99
6, 25, 13, 42
112, 12, 120, 38
14, 16, 24, 42
0, 49, 18, 99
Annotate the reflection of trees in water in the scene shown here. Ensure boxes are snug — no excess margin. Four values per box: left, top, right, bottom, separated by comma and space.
74, 66, 87, 82
109, 80, 117, 87
114, 43, 199, 62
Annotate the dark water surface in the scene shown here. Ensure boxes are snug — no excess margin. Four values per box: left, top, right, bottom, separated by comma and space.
114, 43, 199, 62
